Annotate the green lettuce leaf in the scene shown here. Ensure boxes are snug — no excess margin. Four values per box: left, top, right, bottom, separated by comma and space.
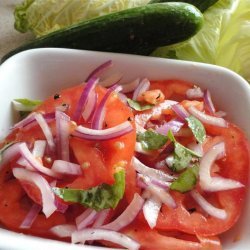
170, 164, 199, 193
127, 98, 154, 111
14, 0, 150, 37
53, 170, 125, 211
186, 115, 206, 143
137, 130, 168, 150
152, 0, 250, 82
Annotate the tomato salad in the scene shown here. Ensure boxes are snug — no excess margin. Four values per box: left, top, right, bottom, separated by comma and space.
0, 61, 249, 250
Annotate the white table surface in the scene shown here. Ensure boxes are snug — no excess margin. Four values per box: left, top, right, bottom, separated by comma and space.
0, 0, 33, 61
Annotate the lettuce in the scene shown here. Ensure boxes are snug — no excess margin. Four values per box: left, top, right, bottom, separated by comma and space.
152, 0, 250, 82
14, 0, 150, 37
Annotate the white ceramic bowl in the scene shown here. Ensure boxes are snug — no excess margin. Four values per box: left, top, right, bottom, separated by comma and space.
0, 48, 249, 250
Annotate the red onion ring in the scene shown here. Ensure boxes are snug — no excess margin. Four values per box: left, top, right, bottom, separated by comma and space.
190, 190, 227, 220
76, 208, 98, 230
121, 78, 140, 93
81, 90, 97, 122
13, 168, 57, 218
132, 157, 174, 182
72, 77, 99, 122
51, 160, 82, 176
204, 89, 216, 114
92, 209, 110, 228
188, 106, 228, 127
73, 121, 133, 141
132, 78, 150, 100
50, 224, 76, 238
199, 142, 244, 191
34, 113, 55, 151
91, 84, 122, 130
143, 195, 162, 229
56, 111, 70, 161
86, 60, 112, 82
72, 228, 140, 250
18, 143, 59, 178
0, 142, 21, 168
101, 193, 144, 231
155, 119, 184, 135
172, 104, 189, 120
20, 203, 42, 229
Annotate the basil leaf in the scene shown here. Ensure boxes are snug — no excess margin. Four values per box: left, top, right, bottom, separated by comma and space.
127, 98, 153, 111
167, 130, 201, 172
14, 98, 42, 107
186, 115, 206, 143
53, 170, 125, 211
170, 164, 199, 193
137, 130, 168, 150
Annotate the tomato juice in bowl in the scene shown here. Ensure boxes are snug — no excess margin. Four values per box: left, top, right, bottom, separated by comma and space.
0, 49, 249, 250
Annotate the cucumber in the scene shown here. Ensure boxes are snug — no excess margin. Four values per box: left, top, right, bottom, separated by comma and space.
148, 0, 219, 12
2, 3, 203, 62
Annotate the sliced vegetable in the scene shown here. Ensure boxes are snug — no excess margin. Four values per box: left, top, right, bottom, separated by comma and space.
170, 164, 199, 193
3, 3, 204, 62
53, 170, 125, 211
186, 115, 206, 143
136, 130, 168, 150
127, 98, 154, 111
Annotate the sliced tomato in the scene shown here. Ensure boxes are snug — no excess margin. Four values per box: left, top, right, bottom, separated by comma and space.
120, 220, 222, 250
155, 123, 249, 236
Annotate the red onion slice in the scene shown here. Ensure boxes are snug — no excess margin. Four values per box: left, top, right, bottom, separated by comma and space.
172, 104, 189, 120
135, 100, 177, 129
56, 111, 70, 161
13, 168, 57, 218
143, 195, 162, 229
91, 84, 122, 130
34, 113, 55, 151
72, 229, 140, 250
186, 87, 204, 99
188, 106, 228, 127
76, 208, 98, 230
92, 209, 110, 228
101, 193, 144, 231
132, 78, 150, 100
17, 140, 46, 171
86, 60, 112, 82
99, 72, 123, 87
50, 224, 76, 238
132, 157, 174, 182
190, 190, 227, 220
73, 121, 133, 141
199, 142, 244, 191
146, 184, 176, 209
51, 160, 82, 176
19, 143, 59, 178
81, 90, 97, 122
20, 203, 42, 229
72, 77, 99, 122
155, 119, 184, 135
204, 89, 216, 114
0, 142, 21, 168
121, 78, 140, 93
137, 174, 171, 190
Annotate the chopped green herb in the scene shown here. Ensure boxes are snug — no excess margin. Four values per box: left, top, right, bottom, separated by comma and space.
167, 130, 201, 172
137, 130, 168, 150
170, 164, 199, 193
127, 98, 154, 111
53, 170, 125, 211
186, 115, 206, 143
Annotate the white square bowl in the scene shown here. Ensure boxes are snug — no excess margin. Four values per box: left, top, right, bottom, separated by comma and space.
0, 48, 249, 250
